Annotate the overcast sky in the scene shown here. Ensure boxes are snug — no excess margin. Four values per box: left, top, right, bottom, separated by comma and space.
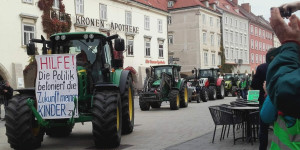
238, 0, 300, 21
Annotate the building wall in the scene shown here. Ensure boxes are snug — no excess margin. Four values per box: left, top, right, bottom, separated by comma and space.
222, 12, 250, 73
0, 0, 168, 90
248, 23, 273, 73
273, 35, 281, 48
168, 7, 221, 73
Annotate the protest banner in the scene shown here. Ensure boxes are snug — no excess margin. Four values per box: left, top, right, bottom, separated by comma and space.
35, 54, 78, 119
247, 90, 259, 101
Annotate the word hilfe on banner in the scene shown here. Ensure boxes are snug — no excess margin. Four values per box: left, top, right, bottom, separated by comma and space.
35, 54, 78, 119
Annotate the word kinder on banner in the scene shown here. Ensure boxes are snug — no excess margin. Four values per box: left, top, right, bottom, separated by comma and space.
35, 54, 78, 119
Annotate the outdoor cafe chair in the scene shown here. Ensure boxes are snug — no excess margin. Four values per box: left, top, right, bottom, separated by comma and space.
209, 105, 242, 144
249, 110, 260, 144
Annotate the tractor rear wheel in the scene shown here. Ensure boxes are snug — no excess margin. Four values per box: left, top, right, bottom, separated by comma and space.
196, 95, 201, 103
5, 94, 44, 150
46, 124, 74, 137
169, 90, 180, 110
217, 82, 225, 99
208, 86, 217, 100
200, 88, 208, 102
150, 102, 161, 108
92, 90, 122, 148
179, 84, 188, 108
121, 75, 134, 134
139, 96, 150, 111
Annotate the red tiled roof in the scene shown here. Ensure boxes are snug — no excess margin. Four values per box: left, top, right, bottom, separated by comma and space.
133, 0, 168, 12
167, 0, 219, 13
217, 0, 245, 18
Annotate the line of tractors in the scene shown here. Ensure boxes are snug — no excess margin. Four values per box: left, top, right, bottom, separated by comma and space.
4, 31, 249, 150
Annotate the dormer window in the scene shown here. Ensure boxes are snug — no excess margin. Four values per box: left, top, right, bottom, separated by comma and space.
215, 1, 219, 6
205, 1, 209, 7
225, 5, 230, 10
168, 1, 174, 8
235, 8, 239, 13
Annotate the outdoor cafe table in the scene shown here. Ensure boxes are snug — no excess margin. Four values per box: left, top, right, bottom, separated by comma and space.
228, 106, 259, 142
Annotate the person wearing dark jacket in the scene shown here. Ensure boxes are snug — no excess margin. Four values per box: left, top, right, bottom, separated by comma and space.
1, 81, 13, 120
251, 63, 268, 150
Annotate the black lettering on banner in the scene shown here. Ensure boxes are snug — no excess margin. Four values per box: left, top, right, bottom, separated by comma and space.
76, 15, 81, 24
86, 17, 90, 25
81, 16, 86, 25
96, 19, 100, 27
90, 18, 95, 26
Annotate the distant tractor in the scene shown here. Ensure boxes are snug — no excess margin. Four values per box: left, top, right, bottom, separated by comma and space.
5, 32, 134, 149
139, 65, 188, 110
223, 73, 239, 97
186, 68, 207, 103
198, 68, 225, 100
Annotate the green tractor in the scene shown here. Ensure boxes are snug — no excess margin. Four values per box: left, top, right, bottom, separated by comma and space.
139, 65, 188, 110
5, 32, 134, 149
223, 73, 239, 97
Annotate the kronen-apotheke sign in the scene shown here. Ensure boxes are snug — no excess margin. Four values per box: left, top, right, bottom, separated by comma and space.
76, 15, 139, 34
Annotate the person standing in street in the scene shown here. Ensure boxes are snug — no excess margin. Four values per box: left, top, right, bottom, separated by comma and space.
1, 81, 13, 121
260, 3, 300, 149
251, 62, 268, 150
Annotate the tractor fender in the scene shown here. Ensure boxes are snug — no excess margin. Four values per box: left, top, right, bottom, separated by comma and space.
119, 70, 131, 95
94, 83, 119, 91
216, 78, 224, 86
179, 79, 186, 91
14, 88, 35, 95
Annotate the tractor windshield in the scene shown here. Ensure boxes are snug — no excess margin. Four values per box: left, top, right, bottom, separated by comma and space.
224, 74, 233, 80
199, 70, 212, 78
51, 37, 101, 64
153, 67, 172, 78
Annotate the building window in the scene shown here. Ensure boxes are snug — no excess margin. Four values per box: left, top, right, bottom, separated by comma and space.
245, 51, 248, 62
255, 41, 258, 50
263, 55, 266, 63
251, 39, 254, 49
127, 40, 134, 56
225, 17, 228, 24
229, 18, 232, 26
230, 32, 233, 43
203, 32, 207, 44
259, 55, 262, 63
75, 0, 84, 15
168, 1, 174, 7
158, 19, 163, 33
210, 17, 213, 26
159, 44, 163, 58
23, 24, 35, 45
53, 0, 59, 9
224, 31, 228, 43
145, 41, 151, 57
202, 14, 206, 24
251, 53, 254, 63
250, 25, 253, 34
263, 30, 265, 39
100, 4, 107, 20
235, 32, 238, 44
126, 11, 132, 25
239, 33, 242, 44
235, 20, 237, 27
231, 49, 233, 60
240, 51, 243, 59
259, 28, 261, 37
218, 54, 221, 65
217, 18, 220, 27
225, 48, 228, 58
144, 16, 150, 30
255, 27, 258, 36
263, 43, 265, 51
211, 34, 214, 46
23, 0, 33, 3
212, 53, 215, 66
167, 16, 172, 24
243, 36, 246, 45
204, 52, 208, 66
168, 35, 173, 44
256, 54, 258, 63
217, 35, 221, 46
259, 42, 262, 50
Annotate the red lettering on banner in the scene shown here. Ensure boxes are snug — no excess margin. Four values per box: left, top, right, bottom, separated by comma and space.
57, 56, 62, 69
64, 56, 70, 69
40, 57, 48, 70
145, 59, 166, 64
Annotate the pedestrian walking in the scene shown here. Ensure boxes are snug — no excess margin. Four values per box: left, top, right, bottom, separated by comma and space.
0, 81, 13, 120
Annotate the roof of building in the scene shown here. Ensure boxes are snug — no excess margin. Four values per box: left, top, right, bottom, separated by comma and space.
238, 5, 272, 30
167, 0, 220, 14
216, 0, 246, 18
133, 0, 168, 12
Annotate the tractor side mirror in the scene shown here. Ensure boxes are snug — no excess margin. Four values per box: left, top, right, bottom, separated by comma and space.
114, 38, 125, 51
26, 42, 36, 55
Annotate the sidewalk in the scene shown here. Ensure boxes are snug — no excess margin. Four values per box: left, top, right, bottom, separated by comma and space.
166, 128, 272, 150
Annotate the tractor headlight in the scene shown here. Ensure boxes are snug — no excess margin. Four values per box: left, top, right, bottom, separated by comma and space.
55, 35, 60, 41
104, 63, 110, 69
83, 34, 89, 39
61, 35, 66, 40
89, 34, 94, 39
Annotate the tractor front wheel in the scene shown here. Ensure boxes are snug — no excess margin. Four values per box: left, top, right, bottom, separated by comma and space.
92, 90, 122, 148
121, 75, 134, 134
208, 86, 217, 100
5, 94, 45, 150
169, 90, 180, 110
179, 84, 188, 108
200, 88, 208, 102
139, 96, 150, 111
